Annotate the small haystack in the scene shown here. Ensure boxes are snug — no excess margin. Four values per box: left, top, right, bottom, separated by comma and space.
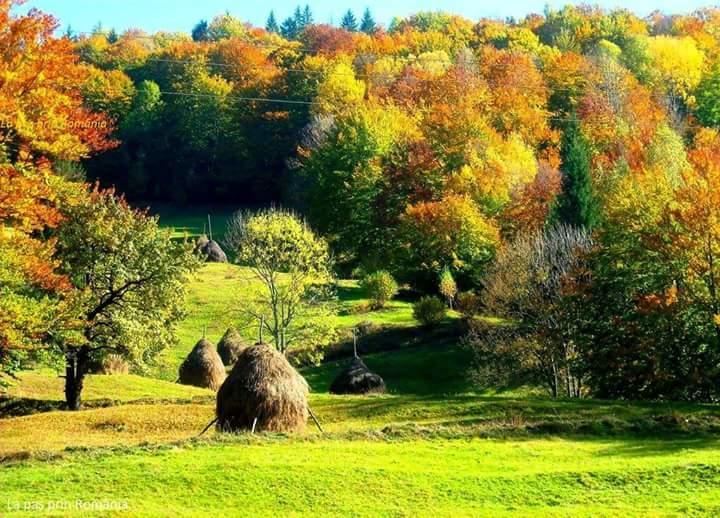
216, 343, 309, 433
203, 240, 228, 263
195, 234, 210, 252
217, 327, 248, 366
179, 338, 226, 390
330, 357, 386, 395
99, 354, 129, 375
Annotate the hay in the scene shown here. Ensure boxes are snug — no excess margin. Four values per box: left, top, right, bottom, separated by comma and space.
330, 357, 386, 395
99, 354, 129, 375
201, 240, 228, 263
178, 338, 226, 391
86, 353, 129, 375
217, 327, 248, 366
195, 234, 210, 252
216, 343, 309, 433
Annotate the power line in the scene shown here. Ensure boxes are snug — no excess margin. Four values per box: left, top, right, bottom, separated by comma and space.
158, 90, 315, 106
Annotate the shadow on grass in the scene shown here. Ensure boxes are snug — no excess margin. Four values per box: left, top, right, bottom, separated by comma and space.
336, 283, 365, 303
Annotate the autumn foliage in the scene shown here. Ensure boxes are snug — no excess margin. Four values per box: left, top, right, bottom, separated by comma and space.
4, 2, 720, 401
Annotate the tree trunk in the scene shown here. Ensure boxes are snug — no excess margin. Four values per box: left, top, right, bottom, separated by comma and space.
65, 347, 89, 411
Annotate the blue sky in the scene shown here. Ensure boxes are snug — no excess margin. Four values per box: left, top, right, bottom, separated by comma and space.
17, 0, 718, 34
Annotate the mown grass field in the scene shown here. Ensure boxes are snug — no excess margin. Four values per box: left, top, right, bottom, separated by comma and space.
2, 209, 720, 516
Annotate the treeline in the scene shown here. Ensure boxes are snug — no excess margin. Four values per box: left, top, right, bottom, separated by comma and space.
71, 6, 720, 400
3, 2, 720, 402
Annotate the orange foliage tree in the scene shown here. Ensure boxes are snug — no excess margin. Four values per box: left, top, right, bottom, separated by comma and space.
0, 0, 114, 376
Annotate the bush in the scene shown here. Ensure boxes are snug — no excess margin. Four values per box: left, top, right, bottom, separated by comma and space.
438, 267, 457, 308
361, 271, 398, 309
456, 291, 481, 318
413, 296, 447, 327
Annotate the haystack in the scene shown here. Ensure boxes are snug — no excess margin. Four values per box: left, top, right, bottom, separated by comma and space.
87, 353, 130, 375
99, 354, 130, 375
217, 327, 248, 366
330, 357, 386, 395
195, 234, 210, 252
195, 234, 227, 263
216, 343, 309, 433
178, 338, 226, 390
203, 240, 228, 263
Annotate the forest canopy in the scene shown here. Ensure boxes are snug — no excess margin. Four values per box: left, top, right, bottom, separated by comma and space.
3, 2, 720, 401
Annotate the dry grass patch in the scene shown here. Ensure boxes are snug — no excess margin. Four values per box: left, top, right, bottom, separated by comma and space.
0, 403, 214, 459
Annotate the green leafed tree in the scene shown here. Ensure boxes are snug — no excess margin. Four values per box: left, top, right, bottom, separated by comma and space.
438, 267, 457, 309
302, 5, 314, 26
207, 12, 246, 41
696, 64, 720, 129
265, 11, 280, 33
53, 189, 200, 410
360, 8, 377, 34
281, 16, 299, 39
191, 20, 209, 41
341, 9, 358, 32
554, 120, 599, 230
228, 208, 336, 360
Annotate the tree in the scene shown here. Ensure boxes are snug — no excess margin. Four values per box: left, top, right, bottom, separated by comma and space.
191, 20, 209, 41
281, 16, 299, 39
477, 225, 592, 397
696, 64, 720, 128
53, 189, 199, 410
229, 209, 335, 356
438, 267, 457, 309
576, 164, 709, 400
360, 8, 377, 34
302, 5, 314, 26
0, 0, 115, 379
207, 13, 246, 41
265, 11, 280, 33
400, 194, 500, 289
341, 10, 358, 32
554, 120, 599, 230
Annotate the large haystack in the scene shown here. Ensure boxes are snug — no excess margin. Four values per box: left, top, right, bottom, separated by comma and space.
330, 357, 386, 395
179, 338, 226, 391
217, 327, 248, 366
216, 343, 309, 433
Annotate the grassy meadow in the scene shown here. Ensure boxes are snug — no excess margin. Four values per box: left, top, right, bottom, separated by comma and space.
2, 208, 720, 516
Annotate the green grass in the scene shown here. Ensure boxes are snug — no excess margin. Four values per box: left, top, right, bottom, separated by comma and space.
3, 348, 720, 515
2, 434, 720, 516
157, 263, 258, 380
3, 205, 718, 516
156, 264, 455, 380
148, 203, 239, 241
303, 340, 474, 395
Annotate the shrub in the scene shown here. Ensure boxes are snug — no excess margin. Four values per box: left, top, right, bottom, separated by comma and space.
456, 291, 481, 318
413, 296, 447, 327
438, 267, 457, 308
361, 271, 398, 309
